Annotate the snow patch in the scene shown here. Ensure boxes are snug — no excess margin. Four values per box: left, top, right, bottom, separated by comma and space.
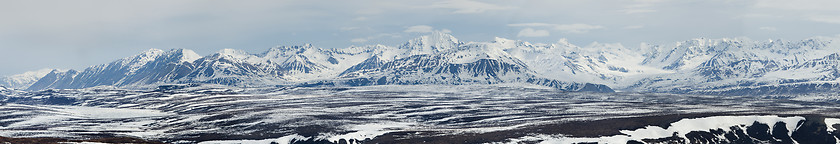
825, 118, 840, 132
197, 134, 307, 144
326, 122, 414, 142
524, 115, 805, 143
46, 105, 170, 119
179, 49, 202, 63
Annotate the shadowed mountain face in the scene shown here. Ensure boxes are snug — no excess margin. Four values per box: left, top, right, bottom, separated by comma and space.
331, 54, 611, 92
20, 33, 840, 94
27, 49, 199, 90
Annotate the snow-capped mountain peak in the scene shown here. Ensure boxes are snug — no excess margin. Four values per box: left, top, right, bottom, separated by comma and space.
177, 49, 201, 63
401, 31, 462, 55
120, 48, 166, 73
556, 38, 575, 48
492, 37, 543, 51
0, 68, 63, 89
218, 48, 250, 57
264, 44, 315, 55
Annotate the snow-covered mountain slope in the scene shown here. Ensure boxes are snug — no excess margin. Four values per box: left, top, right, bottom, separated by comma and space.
27, 49, 201, 90
26, 45, 377, 90
627, 37, 840, 94
496, 38, 670, 87
331, 32, 612, 92
0, 68, 61, 89
495, 35, 840, 94
24, 32, 612, 92
21, 32, 840, 94
180, 44, 376, 87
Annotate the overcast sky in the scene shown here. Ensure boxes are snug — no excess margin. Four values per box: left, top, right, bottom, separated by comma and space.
2, 0, 840, 75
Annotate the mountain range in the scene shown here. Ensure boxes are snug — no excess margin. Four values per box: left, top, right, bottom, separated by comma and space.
7, 32, 840, 94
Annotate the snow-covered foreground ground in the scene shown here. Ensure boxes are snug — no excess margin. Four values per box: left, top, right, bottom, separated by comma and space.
2, 84, 840, 143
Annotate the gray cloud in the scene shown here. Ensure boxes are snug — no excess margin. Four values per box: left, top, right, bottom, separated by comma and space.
351, 33, 402, 44
809, 15, 840, 24
516, 28, 550, 37
404, 25, 436, 33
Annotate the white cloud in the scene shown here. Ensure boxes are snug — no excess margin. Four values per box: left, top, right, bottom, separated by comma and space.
552, 24, 604, 33
350, 38, 368, 43
353, 17, 369, 21
516, 28, 550, 37
404, 25, 435, 33
621, 9, 657, 14
404, 25, 454, 34
635, 0, 668, 3
620, 0, 668, 14
508, 23, 604, 33
429, 0, 514, 14
350, 33, 401, 43
754, 0, 840, 11
507, 23, 555, 27
623, 25, 645, 29
809, 15, 840, 24
340, 27, 360, 31
356, 8, 384, 15
740, 13, 782, 19
759, 26, 777, 31
750, 1, 840, 27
